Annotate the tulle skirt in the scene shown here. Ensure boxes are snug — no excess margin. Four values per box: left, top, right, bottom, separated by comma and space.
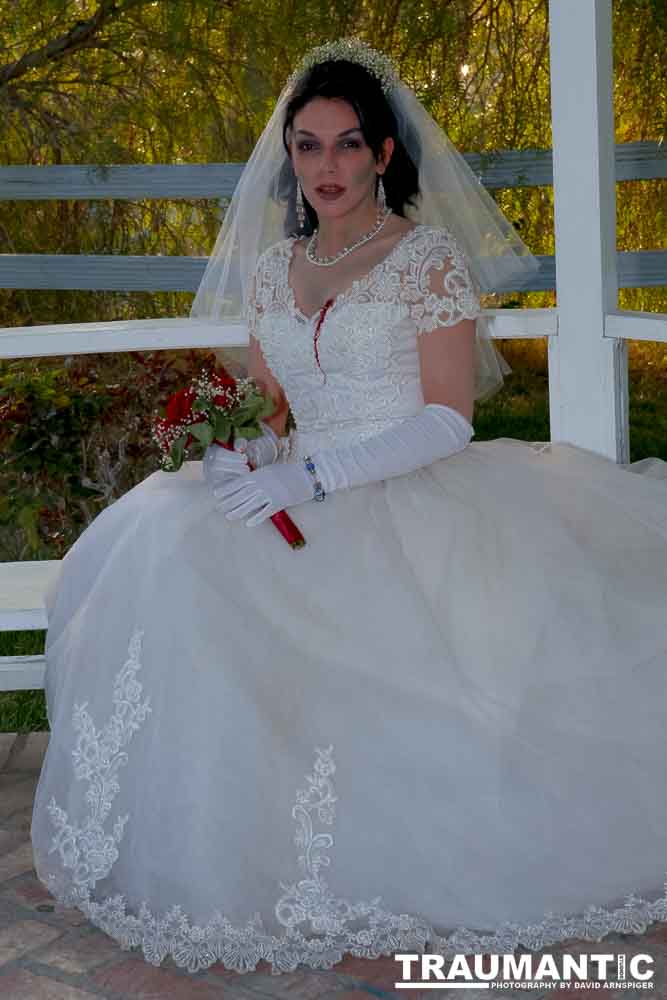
30, 438, 667, 973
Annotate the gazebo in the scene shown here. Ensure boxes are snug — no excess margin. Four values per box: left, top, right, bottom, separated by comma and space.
0, 0, 665, 691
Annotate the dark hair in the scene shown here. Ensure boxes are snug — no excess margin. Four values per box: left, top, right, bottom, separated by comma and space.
278, 59, 420, 237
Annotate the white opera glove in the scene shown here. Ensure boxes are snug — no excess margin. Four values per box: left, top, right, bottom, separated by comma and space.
202, 421, 280, 496
216, 404, 474, 527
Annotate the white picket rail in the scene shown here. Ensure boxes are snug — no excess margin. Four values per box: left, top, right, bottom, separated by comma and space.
1, 0, 666, 693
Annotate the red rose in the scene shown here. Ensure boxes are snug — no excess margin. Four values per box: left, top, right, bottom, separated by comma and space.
212, 364, 235, 386
165, 387, 195, 424
212, 389, 233, 408
208, 367, 237, 409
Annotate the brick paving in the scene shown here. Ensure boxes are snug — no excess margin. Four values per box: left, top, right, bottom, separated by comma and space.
1, 732, 666, 999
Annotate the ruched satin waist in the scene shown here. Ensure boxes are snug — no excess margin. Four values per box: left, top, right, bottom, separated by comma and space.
283, 414, 419, 461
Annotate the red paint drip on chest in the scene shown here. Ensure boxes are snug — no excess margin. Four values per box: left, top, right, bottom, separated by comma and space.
313, 298, 335, 384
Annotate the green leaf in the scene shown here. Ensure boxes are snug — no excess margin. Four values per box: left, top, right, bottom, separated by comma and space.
213, 415, 231, 442
233, 399, 259, 419
189, 421, 214, 446
235, 423, 262, 440
169, 437, 186, 471
259, 396, 276, 420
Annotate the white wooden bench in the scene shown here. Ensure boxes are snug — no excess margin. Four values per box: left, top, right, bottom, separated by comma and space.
0, 561, 60, 690
1, 2, 666, 694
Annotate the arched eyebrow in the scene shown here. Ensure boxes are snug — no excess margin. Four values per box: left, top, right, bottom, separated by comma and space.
294, 127, 363, 138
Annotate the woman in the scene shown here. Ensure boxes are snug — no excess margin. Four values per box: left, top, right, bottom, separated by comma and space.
31, 40, 667, 975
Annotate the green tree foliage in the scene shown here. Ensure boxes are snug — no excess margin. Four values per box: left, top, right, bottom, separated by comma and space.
0, 0, 665, 326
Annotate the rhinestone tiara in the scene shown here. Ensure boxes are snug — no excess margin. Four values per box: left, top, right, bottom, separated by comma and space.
288, 38, 400, 96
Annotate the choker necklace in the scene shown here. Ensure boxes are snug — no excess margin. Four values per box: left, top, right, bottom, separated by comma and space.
306, 208, 392, 267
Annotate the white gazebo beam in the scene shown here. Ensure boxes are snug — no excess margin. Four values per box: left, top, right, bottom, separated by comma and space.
548, 0, 629, 462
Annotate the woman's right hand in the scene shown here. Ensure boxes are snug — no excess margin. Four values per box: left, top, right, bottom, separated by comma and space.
202, 445, 250, 495
202, 421, 280, 495
236, 421, 280, 469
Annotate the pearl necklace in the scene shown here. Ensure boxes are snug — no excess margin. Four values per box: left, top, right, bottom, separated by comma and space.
306, 208, 392, 267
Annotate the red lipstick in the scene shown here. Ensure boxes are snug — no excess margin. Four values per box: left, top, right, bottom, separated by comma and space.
315, 185, 346, 201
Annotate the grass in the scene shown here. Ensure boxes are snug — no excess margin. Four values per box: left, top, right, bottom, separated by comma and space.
0, 630, 48, 732
1, 340, 665, 733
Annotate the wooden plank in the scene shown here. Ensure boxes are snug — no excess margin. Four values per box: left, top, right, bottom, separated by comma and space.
481, 308, 558, 338
0, 317, 247, 358
0, 251, 662, 293
605, 310, 667, 343
616, 251, 667, 288
0, 254, 207, 290
0, 142, 664, 201
615, 141, 667, 182
0, 310, 557, 359
0, 656, 46, 691
548, 0, 629, 463
0, 163, 245, 201
465, 149, 554, 188
0, 560, 61, 629
0, 606, 47, 628
0, 252, 551, 292
0, 157, 551, 197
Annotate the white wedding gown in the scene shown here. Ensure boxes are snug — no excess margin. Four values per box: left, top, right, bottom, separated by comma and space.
31, 225, 667, 975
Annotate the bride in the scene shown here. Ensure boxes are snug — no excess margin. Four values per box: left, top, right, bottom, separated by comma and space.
31, 39, 667, 975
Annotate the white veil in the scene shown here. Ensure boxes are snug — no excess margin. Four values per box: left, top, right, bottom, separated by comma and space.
191, 42, 540, 402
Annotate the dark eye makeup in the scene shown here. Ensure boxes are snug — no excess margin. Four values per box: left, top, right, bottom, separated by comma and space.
296, 138, 363, 152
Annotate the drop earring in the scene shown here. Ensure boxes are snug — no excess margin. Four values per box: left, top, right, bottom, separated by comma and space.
296, 180, 306, 233
376, 175, 387, 213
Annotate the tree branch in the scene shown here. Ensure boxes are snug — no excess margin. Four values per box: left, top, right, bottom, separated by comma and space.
0, 0, 149, 89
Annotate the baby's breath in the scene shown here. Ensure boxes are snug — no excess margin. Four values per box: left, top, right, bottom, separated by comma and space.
152, 414, 191, 470
190, 368, 257, 405
151, 367, 263, 471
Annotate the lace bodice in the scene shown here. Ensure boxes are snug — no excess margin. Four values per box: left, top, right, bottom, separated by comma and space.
248, 224, 480, 458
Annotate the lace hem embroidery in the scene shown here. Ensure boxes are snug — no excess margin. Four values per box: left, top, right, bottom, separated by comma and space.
42, 626, 667, 976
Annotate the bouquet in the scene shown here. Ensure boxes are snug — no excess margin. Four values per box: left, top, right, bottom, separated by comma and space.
152, 365, 305, 549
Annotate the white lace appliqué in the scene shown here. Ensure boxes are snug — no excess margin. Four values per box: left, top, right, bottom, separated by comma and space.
43, 626, 667, 976
46, 627, 151, 891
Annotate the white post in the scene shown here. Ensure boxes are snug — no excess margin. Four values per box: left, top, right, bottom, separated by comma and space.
547, 0, 629, 461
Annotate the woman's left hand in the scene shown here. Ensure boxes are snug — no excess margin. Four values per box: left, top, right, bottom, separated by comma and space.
215, 463, 315, 526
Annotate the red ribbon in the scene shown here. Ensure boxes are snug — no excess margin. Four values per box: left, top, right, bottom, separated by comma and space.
313, 297, 335, 383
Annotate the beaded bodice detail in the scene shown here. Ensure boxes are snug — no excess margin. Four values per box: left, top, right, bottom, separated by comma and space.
248, 224, 480, 459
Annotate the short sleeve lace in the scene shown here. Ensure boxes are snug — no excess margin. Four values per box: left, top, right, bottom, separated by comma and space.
406, 227, 481, 335
244, 241, 293, 343
244, 258, 263, 340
